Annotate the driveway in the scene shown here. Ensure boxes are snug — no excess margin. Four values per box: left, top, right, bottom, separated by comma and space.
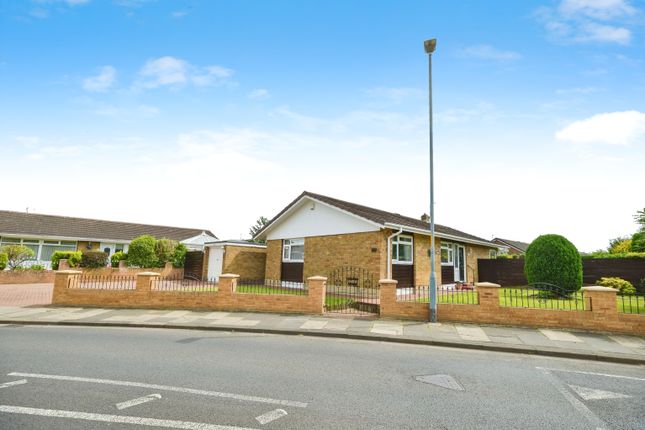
0, 283, 53, 307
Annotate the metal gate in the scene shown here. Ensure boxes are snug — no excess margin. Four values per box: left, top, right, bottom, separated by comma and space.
325, 266, 379, 316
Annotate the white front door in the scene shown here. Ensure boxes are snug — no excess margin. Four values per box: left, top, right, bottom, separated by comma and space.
207, 246, 225, 281
100, 243, 116, 257
453, 245, 466, 282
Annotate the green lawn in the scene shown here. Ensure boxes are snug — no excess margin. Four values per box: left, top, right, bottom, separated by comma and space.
617, 295, 645, 314
411, 287, 588, 310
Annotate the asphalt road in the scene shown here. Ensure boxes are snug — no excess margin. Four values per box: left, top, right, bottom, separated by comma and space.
1, 325, 644, 430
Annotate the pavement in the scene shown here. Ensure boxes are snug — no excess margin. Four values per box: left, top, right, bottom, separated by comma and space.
1, 304, 644, 364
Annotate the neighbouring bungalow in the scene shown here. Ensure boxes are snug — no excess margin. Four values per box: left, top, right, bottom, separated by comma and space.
254, 191, 501, 287
0, 210, 217, 269
491, 237, 530, 255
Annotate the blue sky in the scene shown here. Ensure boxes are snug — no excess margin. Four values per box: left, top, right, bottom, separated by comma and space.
1, 0, 644, 251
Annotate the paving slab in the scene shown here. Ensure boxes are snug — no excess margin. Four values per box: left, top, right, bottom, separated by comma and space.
0, 305, 643, 364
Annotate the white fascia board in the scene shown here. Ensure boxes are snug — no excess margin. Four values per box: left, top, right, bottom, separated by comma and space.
204, 241, 267, 249
256, 195, 383, 240
181, 233, 218, 245
383, 223, 497, 248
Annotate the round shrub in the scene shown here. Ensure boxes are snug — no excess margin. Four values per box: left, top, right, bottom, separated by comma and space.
81, 251, 109, 269
171, 243, 187, 268
631, 231, 645, 252
596, 277, 635, 295
524, 234, 582, 294
155, 238, 177, 267
110, 251, 127, 268
0, 252, 7, 270
127, 235, 158, 268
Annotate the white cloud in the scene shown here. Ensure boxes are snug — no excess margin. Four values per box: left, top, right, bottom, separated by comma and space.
555, 86, 601, 95
556, 110, 645, 145
537, 0, 637, 45
14, 136, 41, 148
576, 22, 631, 44
559, 0, 636, 20
457, 45, 522, 61
171, 10, 188, 18
82, 66, 116, 92
137, 56, 233, 89
247, 88, 270, 100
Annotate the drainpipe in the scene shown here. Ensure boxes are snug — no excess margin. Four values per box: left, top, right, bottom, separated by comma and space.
386, 227, 404, 279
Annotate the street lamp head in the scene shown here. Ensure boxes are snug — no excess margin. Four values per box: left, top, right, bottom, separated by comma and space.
424, 38, 437, 54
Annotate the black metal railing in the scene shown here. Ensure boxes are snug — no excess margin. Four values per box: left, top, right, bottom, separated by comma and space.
236, 279, 307, 295
617, 293, 644, 314
325, 267, 379, 315
500, 283, 588, 311
74, 275, 136, 290
396, 285, 478, 305
154, 276, 218, 292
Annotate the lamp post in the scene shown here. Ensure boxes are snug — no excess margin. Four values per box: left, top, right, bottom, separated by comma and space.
424, 38, 437, 323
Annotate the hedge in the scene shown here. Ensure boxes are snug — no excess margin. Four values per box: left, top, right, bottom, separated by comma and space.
0, 252, 7, 270
80, 251, 109, 269
51, 251, 82, 270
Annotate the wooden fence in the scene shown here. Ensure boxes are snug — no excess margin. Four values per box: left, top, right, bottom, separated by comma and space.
478, 258, 645, 292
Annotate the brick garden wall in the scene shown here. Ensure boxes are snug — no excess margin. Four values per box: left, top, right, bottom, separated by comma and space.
380, 281, 644, 335
0, 266, 183, 284
52, 271, 325, 315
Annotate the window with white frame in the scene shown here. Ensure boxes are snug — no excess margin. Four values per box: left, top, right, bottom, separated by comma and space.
489, 249, 498, 259
282, 238, 304, 262
0, 237, 77, 262
391, 235, 413, 264
441, 243, 454, 265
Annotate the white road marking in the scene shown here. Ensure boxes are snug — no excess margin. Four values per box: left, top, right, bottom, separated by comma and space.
609, 335, 645, 349
300, 320, 328, 330
116, 394, 162, 410
568, 385, 632, 401
455, 326, 490, 342
540, 369, 606, 430
0, 405, 260, 430
255, 409, 287, 425
539, 329, 582, 343
535, 367, 645, 382
8, 372, 307, 408
0, 379, 27, 389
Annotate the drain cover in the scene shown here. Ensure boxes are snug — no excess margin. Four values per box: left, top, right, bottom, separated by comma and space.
414, 374, 464, 391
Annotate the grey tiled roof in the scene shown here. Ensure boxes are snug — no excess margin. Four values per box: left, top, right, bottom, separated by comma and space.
0, 210, 216, 242
257, 191, 496, 246
492, 237, 530, 252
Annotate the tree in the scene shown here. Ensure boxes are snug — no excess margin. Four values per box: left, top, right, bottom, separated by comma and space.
524, 234, 582, 294
249, 216, 269, 243
634, 208, 645, 230
155, 238, 177, 267
631, 231, 645, 252
0, 244, 35, 270
608, 237, 632, 254
127, 235, 158, 268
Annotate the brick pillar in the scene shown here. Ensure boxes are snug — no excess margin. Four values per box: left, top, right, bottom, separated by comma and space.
378, 279, 398, 318
475, 282, 501, 310
118, 260, 127, 273
136, 272, 161, 292
582, 286, 618, 315
54, 270, 82, 290
58, 259, 70, 271
162, 261, 173, 276
307, 276, 327, 315
218, 274, 239, 295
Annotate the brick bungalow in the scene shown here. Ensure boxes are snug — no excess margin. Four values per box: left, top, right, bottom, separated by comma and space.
491, 237, 530, 255
0, 210, 217, 269
254, 191, 500, 287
